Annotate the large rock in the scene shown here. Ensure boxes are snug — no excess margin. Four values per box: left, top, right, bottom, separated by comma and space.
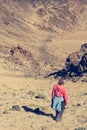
45, 43, 87, 81
65, 43, 87, 77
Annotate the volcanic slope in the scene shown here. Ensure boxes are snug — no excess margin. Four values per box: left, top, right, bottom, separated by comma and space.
0, 0, 87, 77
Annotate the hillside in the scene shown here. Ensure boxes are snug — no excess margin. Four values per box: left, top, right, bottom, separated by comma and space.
0, 0, 87, 43
0, 0, 87, 77
0, 1, 87, 130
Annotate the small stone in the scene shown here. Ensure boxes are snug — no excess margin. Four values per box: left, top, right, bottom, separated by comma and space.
3, 110, 9, 114
12, 105, 21, 111
76, 103, 81, 106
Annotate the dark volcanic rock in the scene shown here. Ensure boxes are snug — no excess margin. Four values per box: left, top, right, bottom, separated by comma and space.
65, 43, 87, 79
12, 105, 21, 111
46, 43, 87, 82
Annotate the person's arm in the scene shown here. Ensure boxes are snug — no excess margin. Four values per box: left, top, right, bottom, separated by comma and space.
51, 85, 55, 107
63, 88, 68, 105
51, 85, 56, 99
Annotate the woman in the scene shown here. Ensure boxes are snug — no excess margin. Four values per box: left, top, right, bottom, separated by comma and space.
51, 78, 68, 122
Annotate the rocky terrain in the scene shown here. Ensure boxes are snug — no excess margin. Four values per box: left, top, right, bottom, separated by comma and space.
0, 0, 87, 77
65, 43, 87, 78
0, 0, 87, 130
47, 43, 87, 82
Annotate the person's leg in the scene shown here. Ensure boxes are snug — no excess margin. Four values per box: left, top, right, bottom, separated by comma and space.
56, 110, 58, 119
56, 111, 61, 121
53, 110, 57, 120
56, 101, 65, 121
59, 101, 65, 120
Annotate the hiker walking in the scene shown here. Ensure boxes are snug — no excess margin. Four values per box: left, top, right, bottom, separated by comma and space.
51, 78, 68, 122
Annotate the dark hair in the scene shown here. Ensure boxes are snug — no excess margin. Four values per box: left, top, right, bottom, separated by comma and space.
58, 78, 64, 85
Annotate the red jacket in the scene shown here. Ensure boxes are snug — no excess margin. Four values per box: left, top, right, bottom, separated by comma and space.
52, 84, 68, 105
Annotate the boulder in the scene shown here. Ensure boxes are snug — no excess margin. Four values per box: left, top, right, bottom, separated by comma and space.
65, 43, 87, 78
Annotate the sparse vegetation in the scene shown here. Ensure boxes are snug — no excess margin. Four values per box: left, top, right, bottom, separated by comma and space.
74, 127, 87, 130
82, 93, 87, 96
35, 92, 47, 99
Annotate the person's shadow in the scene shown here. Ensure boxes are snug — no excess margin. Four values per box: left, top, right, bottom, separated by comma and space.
22, 106, 53, 118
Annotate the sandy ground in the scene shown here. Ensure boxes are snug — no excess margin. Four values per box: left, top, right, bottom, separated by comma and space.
0, 66, 87, 130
